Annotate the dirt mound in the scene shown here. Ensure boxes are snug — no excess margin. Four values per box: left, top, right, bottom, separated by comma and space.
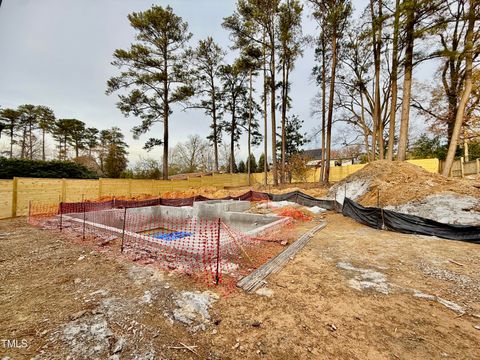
276, 207, 313, 221
328, 160, 480, 207
255, 182, 327, 198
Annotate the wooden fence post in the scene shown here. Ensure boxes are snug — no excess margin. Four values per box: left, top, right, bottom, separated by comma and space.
61, 178, 67, 203
460, 157, 465, 178
11, 177, 18, 218
98, 178, 103, 199
477, 159, 480, 175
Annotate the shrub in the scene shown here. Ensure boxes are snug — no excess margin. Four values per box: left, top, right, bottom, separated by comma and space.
0, 157, 98, 179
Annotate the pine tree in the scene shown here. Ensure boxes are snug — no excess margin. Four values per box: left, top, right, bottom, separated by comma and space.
238, 160, 246, 173
107, 5, 193, 179
36, 106, 56, 161
248, 153, 258, 173
189, 37, 226, 172
103, 127, 129, 178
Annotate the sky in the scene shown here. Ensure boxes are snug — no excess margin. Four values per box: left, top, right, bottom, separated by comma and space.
0, 0, 433, 165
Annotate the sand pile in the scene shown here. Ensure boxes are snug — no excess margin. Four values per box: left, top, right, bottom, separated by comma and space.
328, 160, 480, 225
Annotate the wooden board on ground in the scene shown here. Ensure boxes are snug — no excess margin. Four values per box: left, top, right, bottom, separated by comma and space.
237, 221, 327, 292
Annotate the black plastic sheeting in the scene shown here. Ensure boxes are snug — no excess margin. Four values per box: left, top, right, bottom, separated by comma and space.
268, 190, 341, 211
342, 197, 480, 243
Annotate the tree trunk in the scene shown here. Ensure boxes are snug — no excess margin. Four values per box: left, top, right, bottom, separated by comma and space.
369, 0, 379, 160
248, 69, 252, 185
29, 121, 33, 160
212, 84, 219, 173
320, 31, 327, 183
263, 39, 268, 186
230, 109, 236, 174
442, 0, 475, 176
463, 129, 469, 162
360, 93, 370, 161
270, 28, 278, 186
325, 28, 338, 183
21, 127, 26, 159
281, 57, 287, 184
9, 125, 14, 159
387, 0, 400, 161
377, 0, 384, 159
42, 129, 46, 161
163, 53, 169, 180
397, 2, 414, 161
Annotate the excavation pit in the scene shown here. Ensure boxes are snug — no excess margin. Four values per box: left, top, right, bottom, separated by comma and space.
36, 199, 293, 284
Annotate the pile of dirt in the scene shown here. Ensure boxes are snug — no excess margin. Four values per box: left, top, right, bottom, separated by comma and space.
328, 161, 480, 225
90, 185, 326, 203
328, 160, 480, 206
276, 207, 313, 221
255, 183, 327, 198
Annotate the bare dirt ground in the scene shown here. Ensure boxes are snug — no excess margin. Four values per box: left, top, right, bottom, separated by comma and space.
1, 213, 479, 359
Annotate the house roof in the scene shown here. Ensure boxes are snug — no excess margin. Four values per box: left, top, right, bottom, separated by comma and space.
303, 148, 323, 160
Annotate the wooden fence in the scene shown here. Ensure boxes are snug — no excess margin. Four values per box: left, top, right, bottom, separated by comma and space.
251, 158, 440, 185
439, 157, 480, 178
0, 173, 249, 219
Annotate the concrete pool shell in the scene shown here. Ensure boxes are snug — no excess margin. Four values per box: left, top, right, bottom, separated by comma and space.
63, 200, 290, 255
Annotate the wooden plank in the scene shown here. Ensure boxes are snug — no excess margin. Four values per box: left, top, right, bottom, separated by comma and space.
237, 221, 327, 292
11, 177, 18, 218
0, 180, 13, 219
16, 178, 63, 216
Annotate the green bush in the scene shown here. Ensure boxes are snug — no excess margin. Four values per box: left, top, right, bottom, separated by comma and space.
0, 158, 98, 179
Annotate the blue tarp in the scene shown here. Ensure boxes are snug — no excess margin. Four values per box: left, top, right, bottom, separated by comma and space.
151, 231, 192, 241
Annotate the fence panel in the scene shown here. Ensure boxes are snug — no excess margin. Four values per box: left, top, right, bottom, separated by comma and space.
16, 178, 63, 217
65, 179, 99, 202
0, 180, 13, 219
0, 174, 251, 219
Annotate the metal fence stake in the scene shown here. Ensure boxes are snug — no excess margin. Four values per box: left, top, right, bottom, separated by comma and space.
59, 202, 63, 231
82, 194, 86, 240
121, 207, 127, 253
215, 218, 221, 285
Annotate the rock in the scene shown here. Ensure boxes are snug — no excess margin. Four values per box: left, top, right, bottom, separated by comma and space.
111, 337, 126, 354
255, 287, 274, 298
328, 324, 337, 332
90, 289, 109, 297
232, 343, 240, 350
474, 325, 480, 330
70, 310, 88, 321
74, 278, 82, 284
141, 291, 153, 304
251, 321, 262, 327
108, 355, 120, 360
77, 255, 86, 261
173, 291, 218, 326
280, 240, 288, 246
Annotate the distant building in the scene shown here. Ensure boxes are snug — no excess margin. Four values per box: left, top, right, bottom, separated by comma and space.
302, 148, 358, 167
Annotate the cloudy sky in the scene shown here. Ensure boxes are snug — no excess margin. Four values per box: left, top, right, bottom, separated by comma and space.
0, 0, 433, 165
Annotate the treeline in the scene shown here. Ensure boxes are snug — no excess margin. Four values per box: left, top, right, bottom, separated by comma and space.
0, 105, 128, 178
310, 0, 479, 180
106, 3, 307, 182
105, 0, 479, 184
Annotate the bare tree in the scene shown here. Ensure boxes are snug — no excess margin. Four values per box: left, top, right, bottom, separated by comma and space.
172, 135, 212, 173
